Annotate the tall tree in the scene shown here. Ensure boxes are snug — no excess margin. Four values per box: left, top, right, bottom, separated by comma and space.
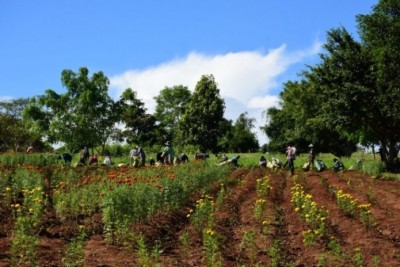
180, 75, 225, 152
263, 0, 400, 169
24, 67, 120, 152
262, 80, 357, 156
119, 88, 163, 146
230, 112, 259, 153
153, 85, 191, 141
356, 0, 400, 167
0, 98, 37, 152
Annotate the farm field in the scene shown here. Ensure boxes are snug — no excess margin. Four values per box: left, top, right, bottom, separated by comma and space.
1, 157, 400, 266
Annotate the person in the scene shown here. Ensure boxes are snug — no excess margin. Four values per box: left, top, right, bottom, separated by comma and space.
162, 141, 174, 165
259, 155, 267, 167
308, 144, 316, 170
138, 146, 146, 167
284, 145, 296, 175
59, 153, 72, 165
103, 155, 112, 166
268, 157, 283, 169
315, 159, 326, 172
218, 155, 240, 167
89, 153, 98, 165
26, 145, 34, 154
220, 154, 228, 162
129, 146, 141, 167
79, 147, 90, 165
230, 155, 240, 167
333, 158, 345, 171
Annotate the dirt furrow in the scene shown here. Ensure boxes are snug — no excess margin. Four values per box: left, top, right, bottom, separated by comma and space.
304, 171, 400, 266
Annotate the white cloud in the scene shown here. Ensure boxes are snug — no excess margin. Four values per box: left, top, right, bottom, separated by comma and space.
248, 95, 280, 109
109, 41, 321, 144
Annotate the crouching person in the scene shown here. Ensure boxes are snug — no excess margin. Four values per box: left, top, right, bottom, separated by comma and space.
333, 158, 345, 171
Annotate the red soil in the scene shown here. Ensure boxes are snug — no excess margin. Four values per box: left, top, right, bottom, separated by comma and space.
1, 168, 400, 266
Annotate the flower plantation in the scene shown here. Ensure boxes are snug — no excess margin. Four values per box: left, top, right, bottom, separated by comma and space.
1, 156, 400, 266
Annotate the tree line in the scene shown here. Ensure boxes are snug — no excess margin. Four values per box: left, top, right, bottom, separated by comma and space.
0, 72, 259, 155
262, 0, 400, 171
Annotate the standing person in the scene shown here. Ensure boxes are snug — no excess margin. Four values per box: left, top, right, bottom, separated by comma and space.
285, 145, 296, 175
129, 146, 140, 167
138, 146, 146, 167
308, 144, 316, 170
80, 147, 90, 165
162, 141, 174, 165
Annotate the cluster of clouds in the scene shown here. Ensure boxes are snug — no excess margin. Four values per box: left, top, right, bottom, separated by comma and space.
109, 41, 321, 144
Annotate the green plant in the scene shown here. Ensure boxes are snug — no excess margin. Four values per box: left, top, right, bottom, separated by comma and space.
352, 248, 364, 267
202, 228, 222, 267
179, 231, 190, 258
318, 252, 328, 267
189, 195, 215, 234
267, 240, 282, 267
254, 198, 267, 222
136, 235, 161, 267
358, 203, 376, 228
372, 255, 381, 267
327, 236, 341, 256
62, 227, 87, 267
239, 230, 257, 265
336, 189, 357, 217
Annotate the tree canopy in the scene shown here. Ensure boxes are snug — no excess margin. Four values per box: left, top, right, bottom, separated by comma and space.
24, 67, 119, 152
179, 75, 225, 153
263, 0, 400, 170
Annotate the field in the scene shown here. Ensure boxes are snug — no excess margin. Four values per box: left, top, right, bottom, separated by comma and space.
1, 153, 400, 266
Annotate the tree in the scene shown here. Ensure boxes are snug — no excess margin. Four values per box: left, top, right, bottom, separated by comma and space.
263, 0, 400, 169
306, 0, 400, 170
153, 85, 191, 141
262, 79, 357, 157
0, 98, 40, 152
180, 75, 225, 152
230, 112, 259, 153
119, 88, 164, 146
24, 67, 120, 152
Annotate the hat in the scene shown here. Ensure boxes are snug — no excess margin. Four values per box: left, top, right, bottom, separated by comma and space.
165, 141, 170, 146
309, 144, 314, 148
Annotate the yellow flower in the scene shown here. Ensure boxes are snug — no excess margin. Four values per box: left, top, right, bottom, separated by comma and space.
5, 187, 11, 192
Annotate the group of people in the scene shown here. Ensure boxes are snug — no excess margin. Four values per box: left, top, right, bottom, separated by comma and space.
258, 143, 345, 175
77, 147, 113, 166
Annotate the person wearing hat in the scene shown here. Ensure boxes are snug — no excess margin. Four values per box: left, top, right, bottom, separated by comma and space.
162, 141, 174, 165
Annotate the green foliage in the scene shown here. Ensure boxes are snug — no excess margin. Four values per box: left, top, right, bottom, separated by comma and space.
0, 98, 38, 152
262, 0, 400, 171
180, 75, 225, 153
154, 85, 191, 142
119, 88, 163, 146
230, 112, 259, 153
24, 67, 120, 152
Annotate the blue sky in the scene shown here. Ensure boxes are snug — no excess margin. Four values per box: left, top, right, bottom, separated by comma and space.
0, 0, 377, 144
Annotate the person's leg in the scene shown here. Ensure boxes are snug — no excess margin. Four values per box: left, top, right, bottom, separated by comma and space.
289, 159, 294, 175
